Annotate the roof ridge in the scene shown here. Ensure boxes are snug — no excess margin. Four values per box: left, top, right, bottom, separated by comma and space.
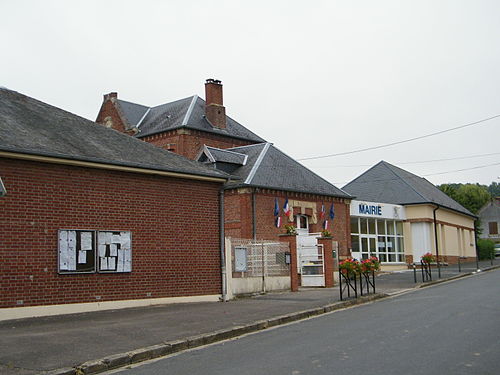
245, 143, 271, 184
136, 107, 151, 128
181, 95, 198, 126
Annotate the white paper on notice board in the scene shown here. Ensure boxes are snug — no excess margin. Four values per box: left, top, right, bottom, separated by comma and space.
108, 257, 116, 270
117, 249, 124, 272
80, 232, 93, 250
124, 250, 131, 272
98, 244, 106, 257
68, 231, 76, 250
110, 244, 118, 257
68, 251, 77, 271
100, 257, 108, 270
78, 250, 87, 264
120, 232, 131, 249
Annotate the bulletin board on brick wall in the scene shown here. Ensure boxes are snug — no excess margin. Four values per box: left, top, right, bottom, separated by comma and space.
58, 229, 132, 274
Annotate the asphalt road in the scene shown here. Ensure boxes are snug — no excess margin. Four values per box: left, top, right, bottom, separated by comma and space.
107, 269, 500, 375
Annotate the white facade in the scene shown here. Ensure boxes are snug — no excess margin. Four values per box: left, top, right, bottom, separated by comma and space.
350, 200, 406, 265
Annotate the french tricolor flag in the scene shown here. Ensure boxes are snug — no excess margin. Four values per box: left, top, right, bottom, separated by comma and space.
274, 198, 281, 227
283, 198, 291, 218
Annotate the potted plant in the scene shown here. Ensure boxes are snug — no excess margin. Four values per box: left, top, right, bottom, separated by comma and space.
339, 258, 359, 276
320, 229, 332, 238
284, 224, 297, 235
360, 256, 380, 273
421, 252, 435, 264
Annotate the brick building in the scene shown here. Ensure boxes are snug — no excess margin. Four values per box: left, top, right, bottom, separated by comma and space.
95, 79, 265, 159
0, 88, 229, 320
96, 80, 353, 290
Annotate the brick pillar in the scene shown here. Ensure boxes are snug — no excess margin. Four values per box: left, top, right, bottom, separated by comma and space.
279, 234, 299, 292
318, 237, 334, 287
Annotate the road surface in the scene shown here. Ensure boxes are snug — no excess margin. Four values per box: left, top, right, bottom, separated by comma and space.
108, 269, 500, 375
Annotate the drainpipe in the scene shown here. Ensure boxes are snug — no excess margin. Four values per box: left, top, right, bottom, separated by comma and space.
252, 188, 257, 241
433, 205, 441, 278
219, 187, 228, 302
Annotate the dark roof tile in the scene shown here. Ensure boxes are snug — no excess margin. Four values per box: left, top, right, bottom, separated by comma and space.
343, 161, 474, 217
0, 88, 229, 180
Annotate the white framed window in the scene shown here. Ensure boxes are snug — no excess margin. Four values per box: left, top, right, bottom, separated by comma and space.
350, 217, 405, 263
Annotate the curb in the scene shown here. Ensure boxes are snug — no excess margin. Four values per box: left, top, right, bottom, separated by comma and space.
45, 294, 385, 375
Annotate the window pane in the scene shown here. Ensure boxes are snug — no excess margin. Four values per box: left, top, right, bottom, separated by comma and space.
397, 237, 404, 253
368, 219, 376, 234
387, 237, 396, 252
379, 254, 387, 262
369, 237, 376, 255
387, 220, 395, 235
351, 235, 360, 252
361, 237, 368, 252
396, 221, 403, 235
377, 220, 386, 235
378, 236, 386, 252
388, 254, 396, 262
360, 218, 368, 234
351, 218, 359, 234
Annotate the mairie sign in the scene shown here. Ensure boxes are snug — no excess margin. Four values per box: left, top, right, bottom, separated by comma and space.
350, 200, 406, 220
358, 204, 382, 215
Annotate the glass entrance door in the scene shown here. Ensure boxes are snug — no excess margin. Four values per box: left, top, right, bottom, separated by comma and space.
360, 235, 377, 260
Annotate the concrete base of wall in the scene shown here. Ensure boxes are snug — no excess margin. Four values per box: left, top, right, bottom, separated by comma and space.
231, 276, 290, 296
380, 264, 409, 272
0, 295, 221, 322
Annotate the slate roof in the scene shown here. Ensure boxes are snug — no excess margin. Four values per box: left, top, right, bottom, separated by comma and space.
201, 143, 352, 198
0, 88, 229, 180
116, 96, 266, 143
342, 161, 475, 217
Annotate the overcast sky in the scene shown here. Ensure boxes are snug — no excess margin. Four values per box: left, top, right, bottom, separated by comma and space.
1, 0, 499, 187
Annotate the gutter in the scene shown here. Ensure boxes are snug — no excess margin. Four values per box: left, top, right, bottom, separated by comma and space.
433, 205, 441, 278
0, 150, 227, 183
219, 184, 228, 302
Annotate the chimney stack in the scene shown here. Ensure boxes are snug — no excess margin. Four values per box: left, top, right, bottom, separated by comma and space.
205, 79, 226, 129
104, 92, 118, 102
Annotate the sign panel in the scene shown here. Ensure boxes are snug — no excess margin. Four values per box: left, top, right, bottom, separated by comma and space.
350, 200, 406, 220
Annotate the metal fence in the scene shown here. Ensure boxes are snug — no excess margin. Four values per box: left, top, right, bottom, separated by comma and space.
229, 238, 290, 278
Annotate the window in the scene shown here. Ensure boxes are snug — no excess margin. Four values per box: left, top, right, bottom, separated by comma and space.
489, 222, 498, 235
349, 218, 405, 263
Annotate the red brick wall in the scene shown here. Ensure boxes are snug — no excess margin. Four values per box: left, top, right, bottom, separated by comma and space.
223, 189, 350, 256
95, 98, 130, 134
0, 158, 222, 308
141, 130, 257, 160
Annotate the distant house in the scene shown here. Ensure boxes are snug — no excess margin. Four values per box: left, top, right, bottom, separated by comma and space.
478, 198, 500, 244
0, 88, 229, 320
96, 80, 353, 291
343, 161, 477, 269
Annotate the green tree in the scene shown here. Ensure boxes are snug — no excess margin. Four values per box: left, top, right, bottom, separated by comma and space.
488, 181, 500, 197
438, 183, 491, 239
453, 184, 491, 214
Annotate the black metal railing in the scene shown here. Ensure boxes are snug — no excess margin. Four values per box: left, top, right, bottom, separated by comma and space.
339, 270, 357, 301
359, 270, 376, 296
339, 270, 377, 300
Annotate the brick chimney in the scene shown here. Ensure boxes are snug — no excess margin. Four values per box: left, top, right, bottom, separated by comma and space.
104, 92, 118, 102
205, 79, 226, 129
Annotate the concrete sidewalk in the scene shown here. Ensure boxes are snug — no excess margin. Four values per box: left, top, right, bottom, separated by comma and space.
1, 259, 499, 375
